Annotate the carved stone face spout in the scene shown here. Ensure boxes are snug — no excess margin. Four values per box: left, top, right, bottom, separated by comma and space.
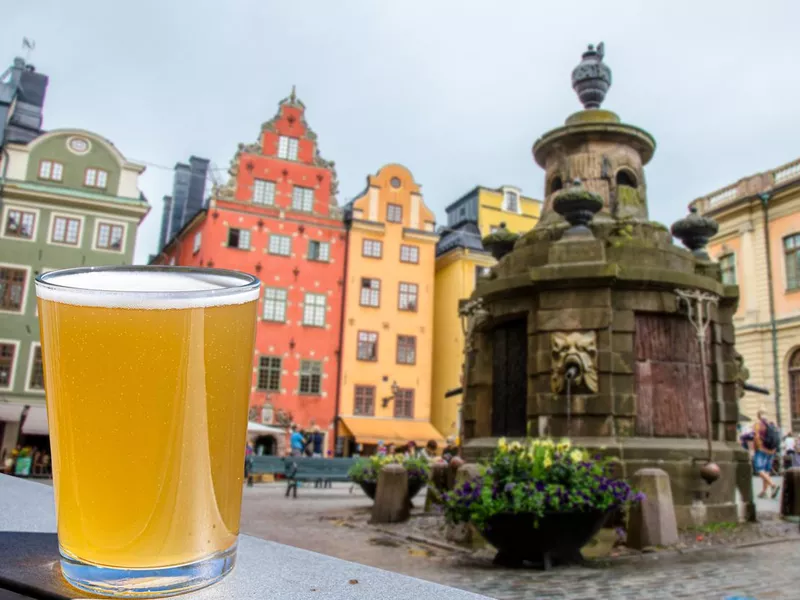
551, 331, 598, 394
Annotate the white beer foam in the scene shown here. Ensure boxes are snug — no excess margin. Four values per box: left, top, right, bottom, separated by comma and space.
36, 270, 260, 309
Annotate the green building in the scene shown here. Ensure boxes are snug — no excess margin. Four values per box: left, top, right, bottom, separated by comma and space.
0, 128, 148, 457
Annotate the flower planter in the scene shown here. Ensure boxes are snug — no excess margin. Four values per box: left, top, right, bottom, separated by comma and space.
481, 509, 612, 570
358, 478, 424, 503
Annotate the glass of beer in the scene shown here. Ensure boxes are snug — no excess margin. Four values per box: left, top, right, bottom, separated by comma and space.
35, 266, 260, 597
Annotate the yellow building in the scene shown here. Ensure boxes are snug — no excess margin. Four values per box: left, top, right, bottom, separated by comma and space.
336, 164, 443, 453
445, 185, 541, 238
431, 185, 541, 440
691, 157, 800, 433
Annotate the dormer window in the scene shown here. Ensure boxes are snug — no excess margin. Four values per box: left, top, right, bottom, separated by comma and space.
502, 189, 520, 213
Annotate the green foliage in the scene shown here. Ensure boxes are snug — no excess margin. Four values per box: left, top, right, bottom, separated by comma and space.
348, 454, 431, 484
441, 438, 643, 530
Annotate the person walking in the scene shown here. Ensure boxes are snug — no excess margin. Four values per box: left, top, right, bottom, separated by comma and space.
290, 424, 306, 457
311, 425, 324, 458
753, 410, 780, 499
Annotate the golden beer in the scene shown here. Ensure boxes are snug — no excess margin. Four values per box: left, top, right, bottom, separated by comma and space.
35, 267, 259, 596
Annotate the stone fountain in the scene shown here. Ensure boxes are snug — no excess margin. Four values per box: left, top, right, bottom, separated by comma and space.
462, 43, 754, 526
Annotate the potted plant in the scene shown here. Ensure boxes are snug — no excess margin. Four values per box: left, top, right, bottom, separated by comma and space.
442, 437, 643, 569
349, 454, 430, 501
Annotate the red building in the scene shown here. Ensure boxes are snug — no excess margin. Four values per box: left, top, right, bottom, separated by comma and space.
152, 89, 345, 454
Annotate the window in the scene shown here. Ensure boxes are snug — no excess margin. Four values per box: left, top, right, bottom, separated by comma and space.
253, 179, 276, 205
362, 239, 383, 258
278, 136, 299, 160
504, 190, 519, 213
38, 160, 63, 182
719, 253, 736, 285
193, 232, 202, 254
0, 343, 16, 388
307, 240, 330, 262
228, 228, 251, 250
785, 234, 800, 290
616, 169, 638, 188
0, 268, 27, 312
398, 282, 418, 311
357, 331, 378, 361
400, 244, 419, 264
269, 234, 291, 256
790, 349, 800, 424
52, 216, 81, 245
354, 385, 375, 416
360, 278, 380, 307
257, 356, 282, 391
4, 209, 35, 239
459, 206, 467, 219
291, 186, 314, 212
299, 360, 322, 395
28, 345, 44, 390
96, 222, 124, 251
394, 388, 414, 418
387, 203, 403, 223
84, 168, 108, 189
396, 335, 417, 365
263, 288, 288, 322
303, 293, 326, 327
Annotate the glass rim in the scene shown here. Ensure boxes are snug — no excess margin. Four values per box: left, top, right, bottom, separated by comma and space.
35, 265, 260, 303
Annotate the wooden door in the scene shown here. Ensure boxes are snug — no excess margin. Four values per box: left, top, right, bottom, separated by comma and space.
491, 320, 528, 437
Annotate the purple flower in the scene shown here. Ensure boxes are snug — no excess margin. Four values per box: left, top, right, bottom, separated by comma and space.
504, 482, 516, 493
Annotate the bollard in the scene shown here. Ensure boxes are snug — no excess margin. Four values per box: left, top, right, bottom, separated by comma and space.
780, 467, 800, 519
627, 468, 679, 549
370, 463, 410, 524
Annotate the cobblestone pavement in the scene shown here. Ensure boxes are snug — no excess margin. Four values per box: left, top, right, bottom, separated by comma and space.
240, 482, 798, 600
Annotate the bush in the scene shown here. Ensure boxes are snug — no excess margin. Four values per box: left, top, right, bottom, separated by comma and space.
442, 438, 643, 530
348, 454, 431, 484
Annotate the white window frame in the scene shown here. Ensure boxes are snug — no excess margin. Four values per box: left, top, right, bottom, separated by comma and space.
253, 179, 276, 205
24, 341, 45, 395
360, 278, 380, 307
228, 227, 251, 250
0, 338, 21, 390
193, 231, 202, 254
291, 186, 314, 212
501, 186, 522, 214
38, 160, 64, 182
0, 262, 31, 316
277, 136, 299, 160
307, 240, 330, 262
269, 234, 292, 256
718, 252, 737, 285
0, 204, 40, 243
362, 239, 382, 258
263, 287, 288, 322
92, 219, 127, 253
48, 212, 85, 248
84, 168, 109, 189
302, 293, 327, 327
400, 244, 419, 264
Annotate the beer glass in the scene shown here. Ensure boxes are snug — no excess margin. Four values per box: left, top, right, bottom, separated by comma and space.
35, 266, 260, 597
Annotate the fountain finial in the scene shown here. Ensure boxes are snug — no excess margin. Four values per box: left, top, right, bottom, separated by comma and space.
571, 42, 612, 109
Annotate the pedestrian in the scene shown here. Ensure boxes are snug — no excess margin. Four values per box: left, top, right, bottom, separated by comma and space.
442, 436, 459, 462
244, 440, 254, 486
420, 439, 438, 461
290, 424, 305, 457
753, 410, 780, 499
311, 425, 324, 458
405, 441, 417, 458
784, 431, 797, 469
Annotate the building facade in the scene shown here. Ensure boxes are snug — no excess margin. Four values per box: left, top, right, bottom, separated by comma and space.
691, 157, 800, 432
0, 129, 148, 455
445, 185, 541, 238
336, 164, 442, 454
0, 56, 48, 147
158, 156, 210, 250
152, 90, 344, 455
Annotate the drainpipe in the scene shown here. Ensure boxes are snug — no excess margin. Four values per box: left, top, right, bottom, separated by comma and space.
332, 212, 351, 456
759, 192, 782, 430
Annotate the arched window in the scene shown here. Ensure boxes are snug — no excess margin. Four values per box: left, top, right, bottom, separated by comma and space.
548, 176, 563, 195
790, 349, 800, 426
616, 169, 638, 188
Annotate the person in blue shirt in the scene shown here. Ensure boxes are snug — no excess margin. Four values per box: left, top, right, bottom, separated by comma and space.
290, 424, 306, 457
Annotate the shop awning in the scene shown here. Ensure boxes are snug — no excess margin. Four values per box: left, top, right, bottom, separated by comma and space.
247, 422, 287, 436
21, 405, 48, 436
338, 417, 445, 447
0, 402, 26, 423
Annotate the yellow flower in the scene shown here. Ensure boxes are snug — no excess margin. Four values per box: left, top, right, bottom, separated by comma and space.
509, 441, 523, 452
556, 438, 572, 452
542, 439, 555, 448
570, 449, 586, 463
497, 437, 508, 452
543, 455, 553, 469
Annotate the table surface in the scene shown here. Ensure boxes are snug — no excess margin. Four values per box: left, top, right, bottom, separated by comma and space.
0, 475, 486, 600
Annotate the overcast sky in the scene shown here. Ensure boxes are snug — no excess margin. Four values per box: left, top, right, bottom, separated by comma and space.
4, 1, 799, 263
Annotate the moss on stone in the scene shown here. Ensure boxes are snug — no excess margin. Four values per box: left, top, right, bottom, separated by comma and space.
616, 185, 641, 207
